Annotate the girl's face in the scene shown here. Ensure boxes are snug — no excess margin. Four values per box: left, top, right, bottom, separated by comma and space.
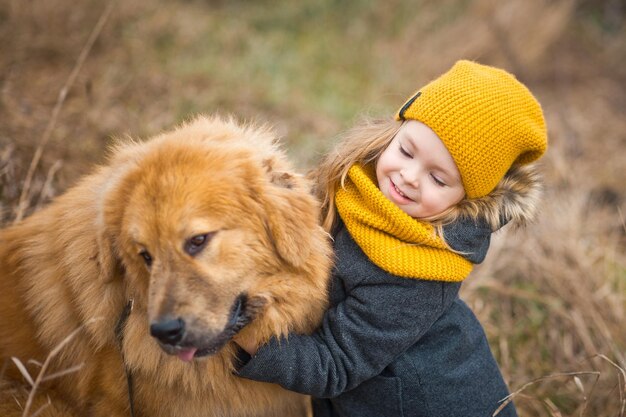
375, 120, 465, 219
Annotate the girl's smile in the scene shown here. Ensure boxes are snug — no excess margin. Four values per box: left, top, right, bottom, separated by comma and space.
388, 178, 414, 203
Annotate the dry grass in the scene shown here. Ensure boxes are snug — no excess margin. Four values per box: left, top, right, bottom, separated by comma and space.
1, 0, 624, 416
0, 320, 103, 417
8, 320, 97, 417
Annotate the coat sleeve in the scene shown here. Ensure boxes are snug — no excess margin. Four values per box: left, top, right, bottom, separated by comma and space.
235, 274, 460, 398
442, 216, 493, 264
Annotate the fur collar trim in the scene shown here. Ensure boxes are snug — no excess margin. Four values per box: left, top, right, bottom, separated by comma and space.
454, 164, 543, 231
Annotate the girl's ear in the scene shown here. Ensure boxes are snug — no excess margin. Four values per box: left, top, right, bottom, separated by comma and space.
261, 158, 320, 269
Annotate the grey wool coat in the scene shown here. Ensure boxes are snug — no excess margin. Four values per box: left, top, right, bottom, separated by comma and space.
236, 221, 517, 417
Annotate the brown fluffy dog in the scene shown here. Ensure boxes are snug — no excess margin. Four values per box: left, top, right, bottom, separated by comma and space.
0, 116, 332, 417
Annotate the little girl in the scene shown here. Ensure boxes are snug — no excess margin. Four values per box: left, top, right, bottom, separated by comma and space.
235, 60, 547, 417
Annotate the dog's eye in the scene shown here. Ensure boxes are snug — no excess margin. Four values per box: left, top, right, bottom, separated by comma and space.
185, 233, 213, 256
139, 250, 153, 267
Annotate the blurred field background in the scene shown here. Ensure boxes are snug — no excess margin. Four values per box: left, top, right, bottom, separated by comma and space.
1, 0, 624, 415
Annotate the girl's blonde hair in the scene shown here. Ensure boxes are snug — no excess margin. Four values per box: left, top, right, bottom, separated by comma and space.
311, 117, 541, 236
312, 117, 401, 234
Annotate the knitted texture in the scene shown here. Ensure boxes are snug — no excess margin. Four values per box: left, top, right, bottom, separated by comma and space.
397, 60, 547, 198
335, 164, 473, 281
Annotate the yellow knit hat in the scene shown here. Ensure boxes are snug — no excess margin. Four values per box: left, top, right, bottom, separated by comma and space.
396, 60, 547, 198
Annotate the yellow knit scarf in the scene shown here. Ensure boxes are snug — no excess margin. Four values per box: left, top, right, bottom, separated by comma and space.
335, 164, 472, 282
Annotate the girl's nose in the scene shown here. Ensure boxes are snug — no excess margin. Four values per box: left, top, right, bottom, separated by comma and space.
401, 167, 420, 188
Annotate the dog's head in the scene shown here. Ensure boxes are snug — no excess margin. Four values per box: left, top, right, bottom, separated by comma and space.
98, 116, 331, 362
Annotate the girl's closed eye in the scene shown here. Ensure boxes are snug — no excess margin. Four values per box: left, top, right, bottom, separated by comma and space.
430, 173, 447, 187
399, 144, 412, 158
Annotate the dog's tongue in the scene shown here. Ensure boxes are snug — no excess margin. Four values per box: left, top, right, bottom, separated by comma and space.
177, 348, 197, 362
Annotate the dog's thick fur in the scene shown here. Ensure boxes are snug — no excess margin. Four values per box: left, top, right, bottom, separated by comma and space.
0, 116, 332, 417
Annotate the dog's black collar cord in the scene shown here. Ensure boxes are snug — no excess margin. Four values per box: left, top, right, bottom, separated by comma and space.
115, 299, 136, 417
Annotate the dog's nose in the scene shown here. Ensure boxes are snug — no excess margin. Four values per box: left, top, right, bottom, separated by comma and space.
150, 318, 185, 345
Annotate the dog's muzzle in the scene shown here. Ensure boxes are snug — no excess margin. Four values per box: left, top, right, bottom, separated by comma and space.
149, 293, 261, 362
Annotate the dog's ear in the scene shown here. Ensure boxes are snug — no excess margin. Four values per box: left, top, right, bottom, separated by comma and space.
96, 228, 121, 283
95, 165, 132, 284
261, 158, 319, 269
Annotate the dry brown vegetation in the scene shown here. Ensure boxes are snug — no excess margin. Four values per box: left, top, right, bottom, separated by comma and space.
1, 0, 625, 416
